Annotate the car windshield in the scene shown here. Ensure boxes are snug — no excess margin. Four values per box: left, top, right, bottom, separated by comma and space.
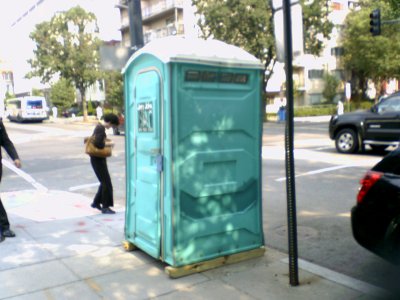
27, 100, 43, 109
377, 96, 400, 113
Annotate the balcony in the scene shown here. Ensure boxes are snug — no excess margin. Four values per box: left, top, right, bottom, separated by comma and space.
142, 0, 184, 23
144, 23, 184, 44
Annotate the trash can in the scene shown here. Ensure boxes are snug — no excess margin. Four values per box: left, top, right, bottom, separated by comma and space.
278, 106, 286, 122
122, 36, 265, 277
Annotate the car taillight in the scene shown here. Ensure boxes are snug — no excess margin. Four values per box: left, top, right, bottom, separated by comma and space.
357, 171, 383, 204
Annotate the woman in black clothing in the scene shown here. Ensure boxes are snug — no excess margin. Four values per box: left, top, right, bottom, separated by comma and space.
90, 113, 119, 214
0, 120, 21, 240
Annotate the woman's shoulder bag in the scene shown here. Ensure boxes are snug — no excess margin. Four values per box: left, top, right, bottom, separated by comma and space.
84, 136, 112, 158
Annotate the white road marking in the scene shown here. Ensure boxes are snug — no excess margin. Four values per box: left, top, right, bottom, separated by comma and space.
315, 146, 331, 151
275, 165, 354, 182
2, 159, 48, 192
69, 182, 100, 191
281, 258, 391, 298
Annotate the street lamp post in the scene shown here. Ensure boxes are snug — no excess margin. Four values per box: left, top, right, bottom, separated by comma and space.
127, 0, 144, 54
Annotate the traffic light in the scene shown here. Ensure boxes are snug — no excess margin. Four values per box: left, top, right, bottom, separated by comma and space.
370, 9, 381, 36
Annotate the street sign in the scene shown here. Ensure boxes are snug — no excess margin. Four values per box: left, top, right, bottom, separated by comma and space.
345, 82, 351, 101
273, 1, 304, 63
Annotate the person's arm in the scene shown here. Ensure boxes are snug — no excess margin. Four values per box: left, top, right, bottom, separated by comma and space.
0, 121, 21, 168
92, 124, 106, 149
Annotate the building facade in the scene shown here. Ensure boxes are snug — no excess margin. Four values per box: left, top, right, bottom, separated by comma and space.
117, 0, 197, 47
0, 60, 14, 118
0, 60, 14, 99
267, 0, 361, 108
294, 0, 360, 106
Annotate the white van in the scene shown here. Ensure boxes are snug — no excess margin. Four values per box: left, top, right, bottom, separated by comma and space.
6, 96, 48, 122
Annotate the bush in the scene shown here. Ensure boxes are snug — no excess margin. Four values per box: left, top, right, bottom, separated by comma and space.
293, 105, 337, 117
263, 100, 375, 120
348, 101, 374, 111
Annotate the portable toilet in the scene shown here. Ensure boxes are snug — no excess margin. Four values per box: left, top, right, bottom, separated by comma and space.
123, 36, 265, 277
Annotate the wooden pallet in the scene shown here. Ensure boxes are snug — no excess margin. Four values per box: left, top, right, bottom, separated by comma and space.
165, 247, 265, 278
122, 240, 137, 252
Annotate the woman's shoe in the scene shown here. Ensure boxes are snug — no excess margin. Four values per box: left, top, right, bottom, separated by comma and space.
101, 207, 116, 214
91, 202, 102, 211
2, 229, 16, 238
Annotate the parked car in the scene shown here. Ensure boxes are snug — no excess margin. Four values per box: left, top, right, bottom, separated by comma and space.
329, 92, 400, 153
62, 106, 80, 118
351, 149, 400, 264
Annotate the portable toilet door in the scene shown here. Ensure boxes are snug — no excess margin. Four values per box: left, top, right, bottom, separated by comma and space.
124, 65, 165, 259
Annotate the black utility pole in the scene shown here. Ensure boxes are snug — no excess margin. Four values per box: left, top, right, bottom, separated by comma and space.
127, 0, 144, 54
283, 0, 299, 286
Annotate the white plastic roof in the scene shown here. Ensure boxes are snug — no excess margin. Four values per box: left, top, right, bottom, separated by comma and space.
123, 36, 263, 72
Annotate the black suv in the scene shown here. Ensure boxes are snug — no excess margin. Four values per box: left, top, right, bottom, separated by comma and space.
329, 92, 400, 153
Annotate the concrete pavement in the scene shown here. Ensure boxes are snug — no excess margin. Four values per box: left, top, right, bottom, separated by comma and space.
0, 188, 391, 300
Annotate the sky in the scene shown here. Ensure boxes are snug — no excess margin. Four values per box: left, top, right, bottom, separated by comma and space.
0, 0, 121, 93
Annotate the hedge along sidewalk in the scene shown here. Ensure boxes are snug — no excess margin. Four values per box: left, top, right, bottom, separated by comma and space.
266, 101, 374, 119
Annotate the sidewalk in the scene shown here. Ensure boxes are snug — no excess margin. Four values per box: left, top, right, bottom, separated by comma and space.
265, 115, 332, 124
0, 190, 390, 300
47, 115, 99, 126
293, 115, 332, 123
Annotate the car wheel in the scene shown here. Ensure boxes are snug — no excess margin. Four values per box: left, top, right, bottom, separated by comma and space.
335, 128, 359, 153
370, 145, 388, 153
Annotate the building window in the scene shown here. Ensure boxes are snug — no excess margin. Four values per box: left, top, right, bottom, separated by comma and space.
331, 47, 344, 57
308, 69, 324, 79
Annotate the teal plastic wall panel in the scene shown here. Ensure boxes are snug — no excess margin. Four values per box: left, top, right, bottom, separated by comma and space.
170, 63, 263, 266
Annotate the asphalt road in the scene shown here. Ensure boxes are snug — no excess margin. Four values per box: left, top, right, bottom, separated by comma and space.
263, 121, 400, 293
1, 119, 399, 293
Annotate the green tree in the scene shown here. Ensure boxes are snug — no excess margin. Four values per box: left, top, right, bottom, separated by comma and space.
4, 91, 15, 100
322, 73, 340, 103
192, 0, 333, 90
49, 78, 75, 109
27, 6, 101, 121
193, 0, 274, 90
341, 0, 400, 100
300, 0, 334, 55
31, 88, 44, 96
87, 100, 94, 116
388, 0, 400, 16
103, 71, 123, 112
